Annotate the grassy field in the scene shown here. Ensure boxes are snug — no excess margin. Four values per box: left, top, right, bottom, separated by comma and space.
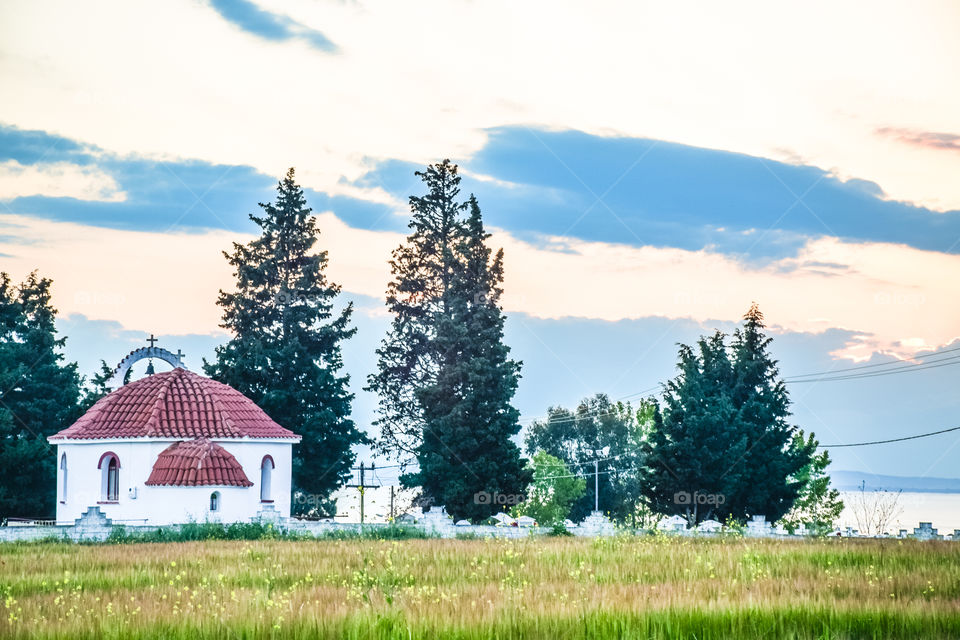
2, 535, 959, 639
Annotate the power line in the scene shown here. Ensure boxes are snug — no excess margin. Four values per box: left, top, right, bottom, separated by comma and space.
785, 344, 960, 379
785, 353, 960, 383
519, 345, 960, 428
818, 425, 960, 448
532, 425, 960, 478
364, 425, 960, 486
536, 469, 613, 481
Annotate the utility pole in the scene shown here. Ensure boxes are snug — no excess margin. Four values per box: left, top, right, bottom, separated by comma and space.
389, 486, 395, 521
346, 463, 378, 524
594, 459, 599, 513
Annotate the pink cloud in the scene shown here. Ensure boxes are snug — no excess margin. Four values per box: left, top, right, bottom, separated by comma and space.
876, 127, 960, 153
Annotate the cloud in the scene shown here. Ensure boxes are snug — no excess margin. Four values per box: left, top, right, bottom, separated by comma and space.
876, 127, 960, 153
2, 210, 957, 361
0, 160, 125, 202
207, 0, 336, 52
7, 124, 960, 261
3, 0, 960, 211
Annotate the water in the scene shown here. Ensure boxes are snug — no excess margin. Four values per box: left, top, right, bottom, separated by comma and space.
837, 491, 960, 535
330, 487, 960, 534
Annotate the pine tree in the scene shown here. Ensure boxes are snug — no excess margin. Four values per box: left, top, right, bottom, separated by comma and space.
80, 360, 115, 411
727, 303, 810, 522
641, 305, 814, 526
204, 169, 364, 516
0, 271, 82, 518
640, 333, 743, 526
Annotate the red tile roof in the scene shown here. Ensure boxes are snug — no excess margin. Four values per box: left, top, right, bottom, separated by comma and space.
145, 438, 253, 487
51, 368, 299, 440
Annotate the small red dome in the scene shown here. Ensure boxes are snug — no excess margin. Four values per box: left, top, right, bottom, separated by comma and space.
145, 438, 253, 487
51, 368, 298, 440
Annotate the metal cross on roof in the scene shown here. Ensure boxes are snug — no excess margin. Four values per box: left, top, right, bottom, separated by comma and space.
146, 334, 158, 348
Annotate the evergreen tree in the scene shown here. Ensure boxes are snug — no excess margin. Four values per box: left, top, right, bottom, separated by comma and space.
640, 333, 743, 526
641, 305, 814, 526
727, 304, 810, 522
80, 359, 115, 411
403, 197, 530, 520
204, 169, 364, 516
367, 160, 466, 459
368, 162, 529, 518
0, 271, 82, 518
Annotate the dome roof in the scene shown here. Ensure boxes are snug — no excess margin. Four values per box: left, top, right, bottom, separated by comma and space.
51, 368, 299, 440
145, 438, 253, 487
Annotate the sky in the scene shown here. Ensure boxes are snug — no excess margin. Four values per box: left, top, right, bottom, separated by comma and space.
1, 0, 959, 481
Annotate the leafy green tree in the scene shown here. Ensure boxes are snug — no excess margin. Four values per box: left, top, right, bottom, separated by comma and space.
204, 169, 365, 516
782, 431, 843, 534
525, 394, 655, 523
0, 271, 82, 518
512, 451, 586, 526
641, 305, 813, 526
369, 161, 529, 518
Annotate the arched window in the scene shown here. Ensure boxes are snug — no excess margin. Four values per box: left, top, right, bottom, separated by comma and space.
60, 453, 68, 503
107, 457, 119, 501
260, 456, 274, 502
210, 491, 220, 512
98, 452, 120, 502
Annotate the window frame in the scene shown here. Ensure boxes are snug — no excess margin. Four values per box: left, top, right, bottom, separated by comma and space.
59, 453, 68, 504
260, 455, 275, 503
97, 451, 121, 504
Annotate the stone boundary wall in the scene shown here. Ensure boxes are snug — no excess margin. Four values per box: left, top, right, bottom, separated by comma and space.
2, 507, 959, 543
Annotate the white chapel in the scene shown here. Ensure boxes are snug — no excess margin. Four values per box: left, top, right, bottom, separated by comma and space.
47, 348, 301, 526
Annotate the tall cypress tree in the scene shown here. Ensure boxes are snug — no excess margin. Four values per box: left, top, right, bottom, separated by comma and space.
366, 160, 466, 458
0, 271, 82, 518
204, 169, 364, 516
406, 198, 530, 520
368, 162, 529, 517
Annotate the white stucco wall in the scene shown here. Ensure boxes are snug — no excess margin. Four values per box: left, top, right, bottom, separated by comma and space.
52, 439, 294, 525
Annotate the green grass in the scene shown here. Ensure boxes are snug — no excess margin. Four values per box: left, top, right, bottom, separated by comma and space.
2, 536, 958, 639
102, 521, 432, 543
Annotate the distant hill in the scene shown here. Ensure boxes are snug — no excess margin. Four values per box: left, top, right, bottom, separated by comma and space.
831, 470, 960, 493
